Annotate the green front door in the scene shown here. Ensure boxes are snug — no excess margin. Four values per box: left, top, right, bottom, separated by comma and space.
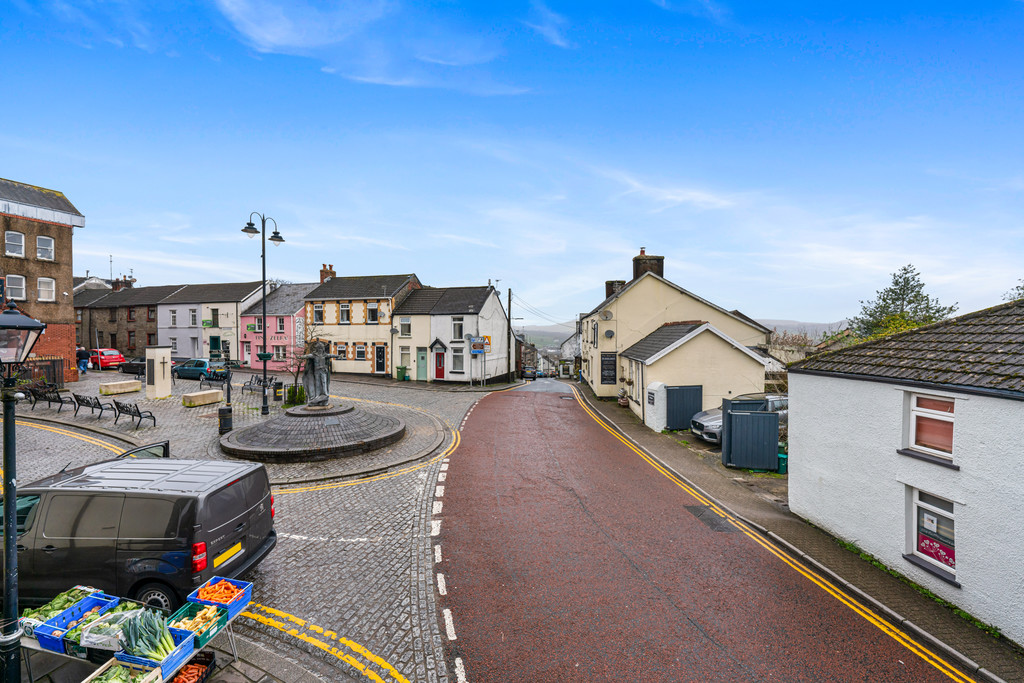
416, 348, 428, 381
210, 336, 221, 359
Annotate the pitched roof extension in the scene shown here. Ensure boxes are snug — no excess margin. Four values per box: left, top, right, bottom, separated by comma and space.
621, 321, 770, 366
160, 282, 263, 305
790, 299, 1024, 397
0, 178, 83, 216
87, 285, 187, 308
395, 286, 495, 316
73, 289, 114, 308
242, 283, 321, 317
305, 274, 417, 301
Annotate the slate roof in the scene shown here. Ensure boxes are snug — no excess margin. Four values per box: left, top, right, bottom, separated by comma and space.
82, 285, 187, 308
584, 271, 770, 334
242, 283, 320, 317
160, 282, 263, 304
305, 274, 417, 301
621, 322, 703, 362
394, 286, 494, 316
74, 289, 114, 308
0, 178, 82, 216
790, 299, 1024, 396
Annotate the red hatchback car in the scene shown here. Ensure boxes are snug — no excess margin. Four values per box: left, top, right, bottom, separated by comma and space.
89, 348, 125, 370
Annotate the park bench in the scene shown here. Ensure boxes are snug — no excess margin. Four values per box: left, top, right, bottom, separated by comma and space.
39, 390, 75, 413
241, 374, 276, 394
24, 381, 57, 410
73, 393, 116, 419
199, 372, 229, 391
113, 399, 156, 429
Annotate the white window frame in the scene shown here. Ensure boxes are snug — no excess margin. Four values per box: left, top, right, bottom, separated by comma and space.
170, 337, 178, 353
277, 317, 285, 333
170, 309, 177, 326
313, 304, 324, 325
909, 393, 955, 459
400, 346, 410, 367
452, 316, 464, 340
273, 345, 287, 361
189, 309, 197, 326
339, 303, 350, 324
37, 277, 55, 302
910, 489, 956, 575
356, 344, 366, 360
400, 316, 411, 337
36, 235, 54, 261
452, 346, 465, 372
367, 302, 379, 324
5, 232, 24, 257
254, 317, 263, 332
6, 275, 25, 300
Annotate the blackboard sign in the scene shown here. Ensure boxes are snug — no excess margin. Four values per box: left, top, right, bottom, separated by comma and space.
601, 353, 616, 384
648, 391, 655, 405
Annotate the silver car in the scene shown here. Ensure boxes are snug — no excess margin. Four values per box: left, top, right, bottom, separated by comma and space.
690, 393, 789, 444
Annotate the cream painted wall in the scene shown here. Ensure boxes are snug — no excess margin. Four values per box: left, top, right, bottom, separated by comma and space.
625, 331, 766, 421
306, 297, 397, 374
582, 274, 768, 397
392, 313, 432, 379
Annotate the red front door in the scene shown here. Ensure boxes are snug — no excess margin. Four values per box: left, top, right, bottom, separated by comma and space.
435, 352, 445, 379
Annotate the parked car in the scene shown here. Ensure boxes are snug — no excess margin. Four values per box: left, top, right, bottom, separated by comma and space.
171, 358, 227, 380
89, 348, 125, 370
690, 393, 789, 445
522, 366, 536, 380
118, 356, 147, 375
8, 442, 277, 611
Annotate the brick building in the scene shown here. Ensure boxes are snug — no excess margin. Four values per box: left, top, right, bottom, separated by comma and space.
79, 283, 186, 359
0, 178, 83, 380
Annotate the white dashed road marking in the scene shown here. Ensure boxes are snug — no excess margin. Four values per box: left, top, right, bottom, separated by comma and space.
437, 573, 447, 596
433, 501, 443, 515
431, 520, 442, 536
434, 544, 442, 563
455, 657, 468, 683
435, 485, 445, 497
443, 609, 458, 640
438, 471, 448, 481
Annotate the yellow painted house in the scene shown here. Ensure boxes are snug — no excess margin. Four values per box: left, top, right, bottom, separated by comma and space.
302, 267, 422, 376
580, 250, 770, 410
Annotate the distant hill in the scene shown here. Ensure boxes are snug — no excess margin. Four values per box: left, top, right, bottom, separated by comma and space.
757, 319, 848, 340
521, 322, 576, 349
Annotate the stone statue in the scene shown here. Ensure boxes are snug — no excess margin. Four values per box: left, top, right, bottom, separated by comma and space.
299, 340, 340, 407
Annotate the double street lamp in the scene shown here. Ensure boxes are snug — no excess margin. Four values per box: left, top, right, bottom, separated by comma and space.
242, 213, 284, 416
0, 302, 46, 683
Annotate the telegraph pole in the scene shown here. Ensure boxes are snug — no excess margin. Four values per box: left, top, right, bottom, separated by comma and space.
507, 288, 513, 382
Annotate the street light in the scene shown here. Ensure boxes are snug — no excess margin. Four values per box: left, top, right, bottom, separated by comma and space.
0, 302, 45, 683
243, 213, 284, 416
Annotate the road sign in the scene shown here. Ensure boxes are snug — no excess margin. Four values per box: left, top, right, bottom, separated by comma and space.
470, 337, 485, 354
484, 335, 491, 352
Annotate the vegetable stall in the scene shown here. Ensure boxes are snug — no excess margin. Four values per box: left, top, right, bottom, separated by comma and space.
19, 577, 251, 682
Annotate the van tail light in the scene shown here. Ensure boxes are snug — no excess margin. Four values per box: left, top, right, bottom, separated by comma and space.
192, 542, 207, 573
270, 494, 275, 519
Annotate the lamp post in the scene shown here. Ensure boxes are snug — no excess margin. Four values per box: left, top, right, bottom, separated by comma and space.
242, 213, 284, 416
0, 302, 45, 683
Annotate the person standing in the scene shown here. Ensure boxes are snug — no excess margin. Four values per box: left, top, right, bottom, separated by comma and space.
76, 345, 90, 375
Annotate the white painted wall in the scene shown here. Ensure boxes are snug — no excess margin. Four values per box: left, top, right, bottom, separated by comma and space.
644, 381, 667, 431
789, 372, 1024, 646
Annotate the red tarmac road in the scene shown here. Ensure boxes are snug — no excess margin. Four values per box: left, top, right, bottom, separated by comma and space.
438, 383, 973, 682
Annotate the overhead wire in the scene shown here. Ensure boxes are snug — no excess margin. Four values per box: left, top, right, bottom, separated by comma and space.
511, 294, 575, 329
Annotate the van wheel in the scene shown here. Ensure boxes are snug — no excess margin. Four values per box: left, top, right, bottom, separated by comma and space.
133, 582, 179, 612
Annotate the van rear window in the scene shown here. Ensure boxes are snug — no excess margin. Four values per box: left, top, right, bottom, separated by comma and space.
206, 481, 246, 527
120, 498, 178, 539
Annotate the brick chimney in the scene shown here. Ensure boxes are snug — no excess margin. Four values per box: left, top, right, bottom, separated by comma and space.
320, 264, 336, 283
632, 247, 664, 280
110, 276, 136, 292
605, 280, 626, 298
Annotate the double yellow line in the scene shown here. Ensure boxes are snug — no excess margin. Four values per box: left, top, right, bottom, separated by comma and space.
569, 385, 975, 683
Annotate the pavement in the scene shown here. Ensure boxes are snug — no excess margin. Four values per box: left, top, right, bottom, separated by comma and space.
569, 379, 1024, 683
17, 368, 497, 683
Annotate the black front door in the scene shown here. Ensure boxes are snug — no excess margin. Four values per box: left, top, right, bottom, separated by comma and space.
375, 345, 386, 373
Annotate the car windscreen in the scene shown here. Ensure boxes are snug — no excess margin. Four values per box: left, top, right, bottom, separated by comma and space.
102, 350, 119, 356
0, 495, 41, 534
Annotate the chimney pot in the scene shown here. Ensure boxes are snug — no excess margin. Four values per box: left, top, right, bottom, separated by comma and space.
640, 247, 646, 255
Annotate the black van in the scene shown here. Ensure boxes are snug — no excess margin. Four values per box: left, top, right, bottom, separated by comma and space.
8, 446, 276, 610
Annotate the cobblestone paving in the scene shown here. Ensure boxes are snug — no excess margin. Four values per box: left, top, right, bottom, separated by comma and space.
17, 370, 483, 682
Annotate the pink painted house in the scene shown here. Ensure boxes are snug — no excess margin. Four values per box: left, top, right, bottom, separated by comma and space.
239, 283, 320, 372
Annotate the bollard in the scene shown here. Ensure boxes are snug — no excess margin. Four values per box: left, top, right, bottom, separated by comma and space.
218, 406, 233, 434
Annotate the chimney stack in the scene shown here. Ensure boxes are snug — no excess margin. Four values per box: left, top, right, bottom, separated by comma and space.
605, 280, 627, 298
632, 247, 664, 280
320, 264, 336, 283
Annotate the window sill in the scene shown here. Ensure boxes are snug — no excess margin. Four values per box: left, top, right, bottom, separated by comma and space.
5, 254, 24, 259
902, 553, 960, 587
450, 371, 465, 375
896, 448, 959, 471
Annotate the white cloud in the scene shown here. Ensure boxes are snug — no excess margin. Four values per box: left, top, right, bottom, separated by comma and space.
594, 167, 735, 210
523, 2, 573, 49
213, 0, 390, 52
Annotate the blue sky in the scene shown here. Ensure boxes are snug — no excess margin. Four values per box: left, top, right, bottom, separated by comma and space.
3, 1, 1024, 331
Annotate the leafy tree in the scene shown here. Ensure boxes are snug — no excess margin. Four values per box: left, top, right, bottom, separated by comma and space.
849, 265, 958, 338
1003, 280, 1024, 302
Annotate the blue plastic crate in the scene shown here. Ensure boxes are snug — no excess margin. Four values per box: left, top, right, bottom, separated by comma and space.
187, 576, 252, 620
35, 593, 119, 654
116, 626, 195, 680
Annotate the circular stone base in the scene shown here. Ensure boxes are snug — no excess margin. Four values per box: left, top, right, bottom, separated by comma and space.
219, 404, 405, 463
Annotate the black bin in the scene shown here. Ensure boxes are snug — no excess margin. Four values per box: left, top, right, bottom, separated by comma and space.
273, 381, 284, 402
218, 406, 233, 434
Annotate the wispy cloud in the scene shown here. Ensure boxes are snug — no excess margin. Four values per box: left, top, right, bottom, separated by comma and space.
651, 0, 730, 24
214, 0, 390, 52
523, 2, 573, 49
438, 234, 498, 248
594, 167, 735, 210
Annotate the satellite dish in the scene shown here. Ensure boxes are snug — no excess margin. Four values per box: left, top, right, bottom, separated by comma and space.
390, 327, 399, 335
600, 310, 613, 321
604, 330, 615, 338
